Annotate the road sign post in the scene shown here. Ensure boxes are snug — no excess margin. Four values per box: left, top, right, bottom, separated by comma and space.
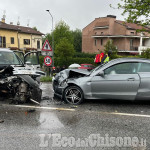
42, 40, 53, 76
44, 56, 52, 66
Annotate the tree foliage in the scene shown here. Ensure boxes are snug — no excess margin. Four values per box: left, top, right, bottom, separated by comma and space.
71, 29, 82, 52
55, 38, 75, 66
32, 26, 38, 31
55, 38, 75, 57
141, 48, 150, 59
115, 0, 150, 26
104, 40, 118, 59
43, 20, 82, 53
53, 20, 73, 48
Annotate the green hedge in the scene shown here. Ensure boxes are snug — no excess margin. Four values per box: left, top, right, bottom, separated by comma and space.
39, 55, 95, 67
40, 76, 52, 82
74, 52, 96, 58
54, 57, 95, 67
39, 52, 150, 68
39, 56, 44, 67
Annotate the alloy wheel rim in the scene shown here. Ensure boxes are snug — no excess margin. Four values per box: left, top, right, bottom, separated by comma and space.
65, 88, 82, 104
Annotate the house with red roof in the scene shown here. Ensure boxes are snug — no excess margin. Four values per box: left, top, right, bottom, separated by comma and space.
0, 16, 44, 52
82, 15, 150, 54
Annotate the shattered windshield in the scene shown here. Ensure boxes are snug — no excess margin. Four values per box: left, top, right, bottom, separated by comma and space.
0, 51, 22, 65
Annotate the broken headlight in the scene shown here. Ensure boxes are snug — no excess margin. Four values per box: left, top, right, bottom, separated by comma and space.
59, 79, 68, 87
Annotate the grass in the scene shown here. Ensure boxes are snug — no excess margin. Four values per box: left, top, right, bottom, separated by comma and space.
40, 76, 52, 82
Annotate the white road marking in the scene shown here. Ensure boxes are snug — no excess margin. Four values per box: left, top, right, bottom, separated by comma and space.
85, 110, 150, 118
2, 104, 75, 111
2, 104, 150, 118
108, 112, 150, 118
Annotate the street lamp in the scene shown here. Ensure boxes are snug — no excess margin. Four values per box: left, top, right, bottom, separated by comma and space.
46, 10, 54, 67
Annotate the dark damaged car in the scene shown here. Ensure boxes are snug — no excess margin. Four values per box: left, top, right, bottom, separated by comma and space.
53, 58, 150, 104
0, 48, 43, 103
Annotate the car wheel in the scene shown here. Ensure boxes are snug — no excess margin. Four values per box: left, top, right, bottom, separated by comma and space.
64, 86, 84, 105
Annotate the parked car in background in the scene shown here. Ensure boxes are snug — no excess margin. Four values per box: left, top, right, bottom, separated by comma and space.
78, 64, 95, 70
53, 58, 150, 105
68, 63, 81, 69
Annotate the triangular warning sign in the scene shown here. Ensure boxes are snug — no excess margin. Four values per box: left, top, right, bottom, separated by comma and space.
42, 40, 52, 51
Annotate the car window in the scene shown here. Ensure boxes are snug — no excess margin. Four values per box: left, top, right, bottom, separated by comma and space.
90, 62, 108, 74
138, 63, 150, 72
25, 53, 38, 65
83, 65, 89, 67
0, 51, 22, 65
104, 62, 139, 75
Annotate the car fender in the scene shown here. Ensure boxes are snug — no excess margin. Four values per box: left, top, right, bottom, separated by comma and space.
64, 77, 92, 99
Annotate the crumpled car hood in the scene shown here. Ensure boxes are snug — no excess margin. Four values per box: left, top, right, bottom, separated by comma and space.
12, 65, 45, 76
54, 69, 90, 84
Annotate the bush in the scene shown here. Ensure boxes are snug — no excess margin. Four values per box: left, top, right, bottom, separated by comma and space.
40, 76, 52, 82
39, 51, 150, 69
39, 55, 44, 67
141, 48, 150, 59
74, 52, 96, 58
54, 57, 95, 67
104, 40, 117, 59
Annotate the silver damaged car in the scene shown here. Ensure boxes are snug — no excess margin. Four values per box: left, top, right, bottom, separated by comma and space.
53, 58, 150, 104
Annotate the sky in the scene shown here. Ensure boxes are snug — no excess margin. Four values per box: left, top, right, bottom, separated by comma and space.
0, 0, 126, 34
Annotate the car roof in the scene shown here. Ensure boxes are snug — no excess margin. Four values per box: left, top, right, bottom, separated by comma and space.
110, 57, 150, 63
0, 48, 12, 52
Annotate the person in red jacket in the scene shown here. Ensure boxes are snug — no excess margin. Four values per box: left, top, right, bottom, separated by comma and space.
94, 49, 104, 64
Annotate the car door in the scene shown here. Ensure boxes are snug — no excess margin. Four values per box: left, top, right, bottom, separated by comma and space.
24, 51, 40, 70
91, 62, 140, 100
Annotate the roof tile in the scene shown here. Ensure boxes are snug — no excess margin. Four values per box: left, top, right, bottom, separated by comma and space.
116, 20, 150, 31
0, 21, 44, 35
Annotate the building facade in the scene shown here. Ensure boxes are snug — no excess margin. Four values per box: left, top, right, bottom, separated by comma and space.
0, 18, 43, 52
82, 15, 150, 54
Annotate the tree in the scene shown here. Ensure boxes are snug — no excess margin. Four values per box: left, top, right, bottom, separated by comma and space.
43, 20, 74, 54
115, 0, 150, 26
32, 26, 38, 31
43, 33, 52, 45
141, 48, 150, 59
55, 38, 75, 66
53, 20, 73, 48
104, 40, 117, 59
71, 29, 82, 52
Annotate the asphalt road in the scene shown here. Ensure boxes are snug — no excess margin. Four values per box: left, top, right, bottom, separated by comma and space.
0, 83, 149, 150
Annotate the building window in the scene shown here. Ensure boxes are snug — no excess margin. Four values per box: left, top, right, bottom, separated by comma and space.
37, 41, 40, 49
95, 39, 97, 46
24, 39, 30, 45
130, 39, 133, 50
101, 32, 103, 35
3, 37, 6, 48
130, 32, 134, 35
0, 36, 6, 48
11, 37, 14, 44
101, 39, 103, 46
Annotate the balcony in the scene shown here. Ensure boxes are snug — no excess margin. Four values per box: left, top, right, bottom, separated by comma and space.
138, 46, 150, 52
130, 46, 138, 51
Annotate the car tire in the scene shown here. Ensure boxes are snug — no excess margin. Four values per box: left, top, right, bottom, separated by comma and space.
63, 86, 84, 105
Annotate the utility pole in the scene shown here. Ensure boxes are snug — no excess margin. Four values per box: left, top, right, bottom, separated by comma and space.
46, 10, 54, 67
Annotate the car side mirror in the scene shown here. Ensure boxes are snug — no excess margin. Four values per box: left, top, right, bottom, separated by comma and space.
97, 71, 104, 77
